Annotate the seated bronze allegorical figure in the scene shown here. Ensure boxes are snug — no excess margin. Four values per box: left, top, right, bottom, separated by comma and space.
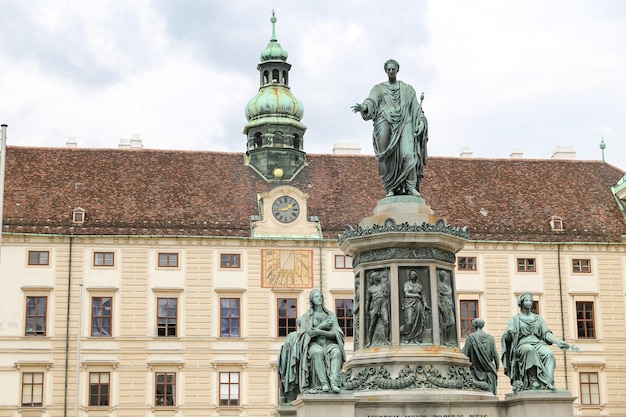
501, 292, 578, 393
277, 289, 346, 403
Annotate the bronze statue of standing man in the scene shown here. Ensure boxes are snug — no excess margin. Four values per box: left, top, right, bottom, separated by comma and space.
352, 59, 428, 197
462, 318, 499, 395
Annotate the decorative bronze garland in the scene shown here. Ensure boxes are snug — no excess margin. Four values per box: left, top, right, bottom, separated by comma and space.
343, 364, 490, 392
338, 218, 469, 246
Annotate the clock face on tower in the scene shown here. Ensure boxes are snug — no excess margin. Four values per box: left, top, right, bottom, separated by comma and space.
272, 196, 300, 223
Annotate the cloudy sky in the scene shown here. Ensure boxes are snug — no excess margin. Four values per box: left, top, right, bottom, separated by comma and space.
1, 1, 625, 170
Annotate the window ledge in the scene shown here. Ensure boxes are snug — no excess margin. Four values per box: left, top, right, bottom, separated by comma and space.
17, 407, 45, 416
576, 404, 604, 411
216, 406, 244, 415
151, 406, 179, 414
84, 406, 115, 416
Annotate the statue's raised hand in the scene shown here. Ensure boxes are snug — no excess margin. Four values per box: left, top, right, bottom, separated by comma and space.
351, 103, 363, 113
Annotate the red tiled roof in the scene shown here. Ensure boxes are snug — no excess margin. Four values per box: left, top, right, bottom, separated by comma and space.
2, 146, 625, 242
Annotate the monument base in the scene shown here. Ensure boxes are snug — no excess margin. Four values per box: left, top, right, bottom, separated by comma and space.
359, 195, 438, 229
355, 389, 498, 417
272, 404, 297, 417
274, 390, 576, 417
311, 197, 577, 417
292, 393, 357, 417
503, 390, 576, 417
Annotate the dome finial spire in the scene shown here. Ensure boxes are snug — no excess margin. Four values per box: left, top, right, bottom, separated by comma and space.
270, 10, 277, 42
600, 135, 606, 163
259, 10, 288, 62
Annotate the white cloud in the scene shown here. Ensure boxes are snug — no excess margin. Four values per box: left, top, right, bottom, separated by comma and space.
0, 0, 624, 169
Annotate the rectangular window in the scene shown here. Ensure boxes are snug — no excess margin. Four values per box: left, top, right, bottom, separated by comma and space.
73, 211, 85, 224
531, 300, 539, 315
220, 253, 241, 268
89, 372, 110, 406
220, 298, 240, 337
458, 257, 477, 271
94, 252, 114, 266
155, 372, 175, 407
22, 372, 43, 407
517, 258, 536, 272
576, 301, 595, 339
335, 299, 354, 337
157, 298, 177, 337
28, 251, 49, 266
219, 372, 240, 406
572, 259, 592, 273
579, 372, 600, 405
459, 300, 478, 337
158, 253, 178, 268
334, 254, 353, 269
277, 298, 297, 337
91, 297, 112, 337
25, 296, 47, 336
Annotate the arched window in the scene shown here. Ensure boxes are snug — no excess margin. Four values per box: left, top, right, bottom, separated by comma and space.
253, 133, 262, 149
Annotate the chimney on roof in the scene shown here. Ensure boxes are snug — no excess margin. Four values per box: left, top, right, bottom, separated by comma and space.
551, 146, 576, 160
66, 137, 78, 148
333, 143, 361, 155
119, 133, 143, 149
510, 148, 523, 158
459, 147, 473, 158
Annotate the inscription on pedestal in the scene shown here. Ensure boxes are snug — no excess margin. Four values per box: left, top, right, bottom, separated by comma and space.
366, 414, 488, 417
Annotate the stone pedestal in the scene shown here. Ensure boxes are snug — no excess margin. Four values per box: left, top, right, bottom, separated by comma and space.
272, 404, 297, 417
274, 390, 576, 417
292, 393, 357, 417
355, 389, 498, 417
502, 391, 576, 417
359, 195, 438, 228
338, 196, 472, 389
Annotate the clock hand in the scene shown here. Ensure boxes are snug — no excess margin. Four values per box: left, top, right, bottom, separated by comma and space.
278, 204, 293, 211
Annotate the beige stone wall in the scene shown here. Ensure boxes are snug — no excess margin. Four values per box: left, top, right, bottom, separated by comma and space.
0, 235, 624, 416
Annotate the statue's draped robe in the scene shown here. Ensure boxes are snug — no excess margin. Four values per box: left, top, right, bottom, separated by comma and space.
361, 80, 428, 194
277, 331, 300, 400
277, 306, 345, 397
462, 331, 499, 394
501, 313, 557, 391
298, 308, 346, 391
438, 282, 455, 331
400, 280, 428, 343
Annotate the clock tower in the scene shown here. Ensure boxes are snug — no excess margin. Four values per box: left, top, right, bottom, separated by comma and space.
243, 11, 307, 182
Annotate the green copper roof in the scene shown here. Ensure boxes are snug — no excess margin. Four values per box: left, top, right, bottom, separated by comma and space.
245, 86, 304, 123
611, 174, 626, 221
244, 11, 305, 130
260, 10, 288, 62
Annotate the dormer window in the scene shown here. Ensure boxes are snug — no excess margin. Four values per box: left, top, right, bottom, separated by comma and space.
72, 208, 86, 225
549, 216, 563, 232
